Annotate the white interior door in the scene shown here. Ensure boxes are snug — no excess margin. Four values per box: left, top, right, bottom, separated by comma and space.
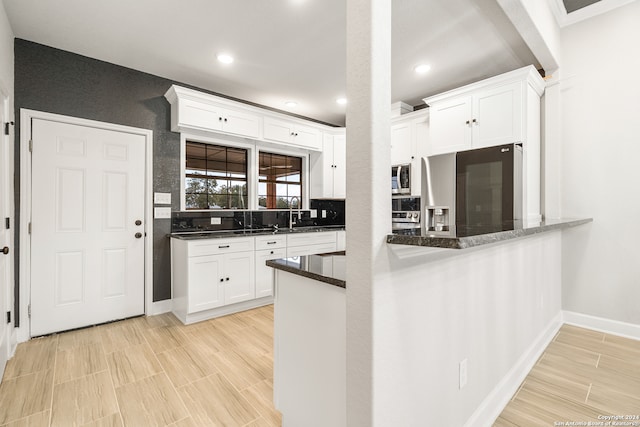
30, 119, 146, 336
0, 94, 10, 377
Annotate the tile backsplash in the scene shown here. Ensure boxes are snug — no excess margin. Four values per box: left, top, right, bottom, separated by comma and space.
171, 199, 346, 233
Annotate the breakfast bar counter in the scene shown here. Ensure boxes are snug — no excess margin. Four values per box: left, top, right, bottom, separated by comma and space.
387, 218, 592, 249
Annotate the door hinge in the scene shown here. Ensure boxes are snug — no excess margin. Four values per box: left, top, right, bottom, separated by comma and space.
4, 217, 8, 230
29, 139, 33, 152
28, 305, 31, 318
4, 121, 13, 135
6, 311, 10, 324
28, 222, 32, 234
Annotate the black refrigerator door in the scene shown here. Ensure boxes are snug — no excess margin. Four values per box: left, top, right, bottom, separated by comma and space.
455, 144, 516, 234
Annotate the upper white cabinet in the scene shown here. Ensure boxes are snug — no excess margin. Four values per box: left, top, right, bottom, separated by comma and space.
390, 110, 429, 197
425, 65, 545, 223
166, 88, 261, 139
310, 131, 346, 199
165, 85, 325, 151
263, 117, 322, 151
424, 66, 544, 155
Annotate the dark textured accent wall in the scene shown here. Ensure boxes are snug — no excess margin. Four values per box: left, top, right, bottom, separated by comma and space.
14, 39, 191, 308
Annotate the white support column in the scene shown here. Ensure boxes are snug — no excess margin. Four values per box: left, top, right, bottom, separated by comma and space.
345, 0, 392, 426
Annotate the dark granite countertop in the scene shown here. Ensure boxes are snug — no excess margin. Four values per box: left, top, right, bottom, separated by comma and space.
169, 225, 345, 240
266, 252, 346, 289
387, 218, 592, 249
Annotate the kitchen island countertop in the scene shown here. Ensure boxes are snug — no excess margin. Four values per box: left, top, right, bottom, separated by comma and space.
266, 252, 346, 288
169, 225, 345, 240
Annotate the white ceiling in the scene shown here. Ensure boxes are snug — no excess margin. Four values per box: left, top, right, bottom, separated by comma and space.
3, 0, 541, 126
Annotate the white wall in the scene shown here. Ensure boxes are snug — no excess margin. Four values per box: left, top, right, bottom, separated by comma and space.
560, 1, 640, 325
378, 232, 562, 426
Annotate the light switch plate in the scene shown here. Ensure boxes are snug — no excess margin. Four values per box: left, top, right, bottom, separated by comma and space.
154, 192, 171, 205
154, 207, 171, 219
310, 210, 317, 219
210, 217, 221, 225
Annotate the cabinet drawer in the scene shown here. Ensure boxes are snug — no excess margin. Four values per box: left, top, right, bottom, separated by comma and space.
287, 242, 337, 258
255, 234, 287, 250
188, 237, 254, 257
286, 231, 337, 248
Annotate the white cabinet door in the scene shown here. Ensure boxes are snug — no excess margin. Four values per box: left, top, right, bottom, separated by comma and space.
310, 133, 346, 198
224, 251, 256, 305
263, 117, 294, 144
222, 107, 261, 139
390, 121, 412, 165
332, 135, 346, 198
429, 96, 472, 155
472, 81, 522, 149
293, 123, 322, 150
263, 117, 321, 150
188, 255, 224, 313
256, 248, 286, 298
178, 99, 224, 133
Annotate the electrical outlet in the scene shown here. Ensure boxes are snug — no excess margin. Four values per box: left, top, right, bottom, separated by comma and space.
459, 358, 468, 389
321, 210, 327, 218
210, 217, 221, 225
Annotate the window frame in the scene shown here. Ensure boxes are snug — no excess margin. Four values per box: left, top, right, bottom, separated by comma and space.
180, 132, 309, 211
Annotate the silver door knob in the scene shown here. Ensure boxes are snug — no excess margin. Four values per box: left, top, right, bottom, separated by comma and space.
135, 232, 142, 239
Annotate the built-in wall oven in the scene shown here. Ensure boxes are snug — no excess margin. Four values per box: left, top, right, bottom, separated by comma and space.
392, 196, 420, 232
421, 143, 523, 237
392, 164, 411, 195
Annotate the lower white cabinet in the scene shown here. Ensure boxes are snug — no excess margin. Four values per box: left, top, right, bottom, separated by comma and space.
336, 230, 346, 251
171, 237, 257, 324
187, 254, 224, 312
223, 251, 256, 305
286, 231, 337, 257
171, 229, 343, 324
256, 248, 287, 298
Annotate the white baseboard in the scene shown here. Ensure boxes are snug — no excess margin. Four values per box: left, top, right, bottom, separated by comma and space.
149, 299, 172, 316
562, 310, 640, 340
464, 312, 563, 427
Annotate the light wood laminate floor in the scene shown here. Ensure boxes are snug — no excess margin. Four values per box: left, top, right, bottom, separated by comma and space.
495, 324, 640, 426
0, 305, 279, 427
3, 311, 639, 427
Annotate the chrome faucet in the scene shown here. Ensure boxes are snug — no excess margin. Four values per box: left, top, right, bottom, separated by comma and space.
289, 196, 301, 230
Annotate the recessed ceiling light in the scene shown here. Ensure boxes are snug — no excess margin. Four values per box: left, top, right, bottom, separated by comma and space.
217, 53, 234, 64
336, 97, 347, 105
285, 101, 298, 108
414, 64, 431, 74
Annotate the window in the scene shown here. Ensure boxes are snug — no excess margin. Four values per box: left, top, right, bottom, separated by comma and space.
185, 142, 248, 209
258, 152, 303, 209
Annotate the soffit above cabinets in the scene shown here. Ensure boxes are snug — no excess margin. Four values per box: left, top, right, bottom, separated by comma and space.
549, 0, 638, 27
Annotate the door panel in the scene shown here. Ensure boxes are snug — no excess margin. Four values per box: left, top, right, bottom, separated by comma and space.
31, 119, 146, 336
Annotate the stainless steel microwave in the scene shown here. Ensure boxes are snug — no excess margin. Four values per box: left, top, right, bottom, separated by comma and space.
392, 164, 411, 195
421, 143, 523, 237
